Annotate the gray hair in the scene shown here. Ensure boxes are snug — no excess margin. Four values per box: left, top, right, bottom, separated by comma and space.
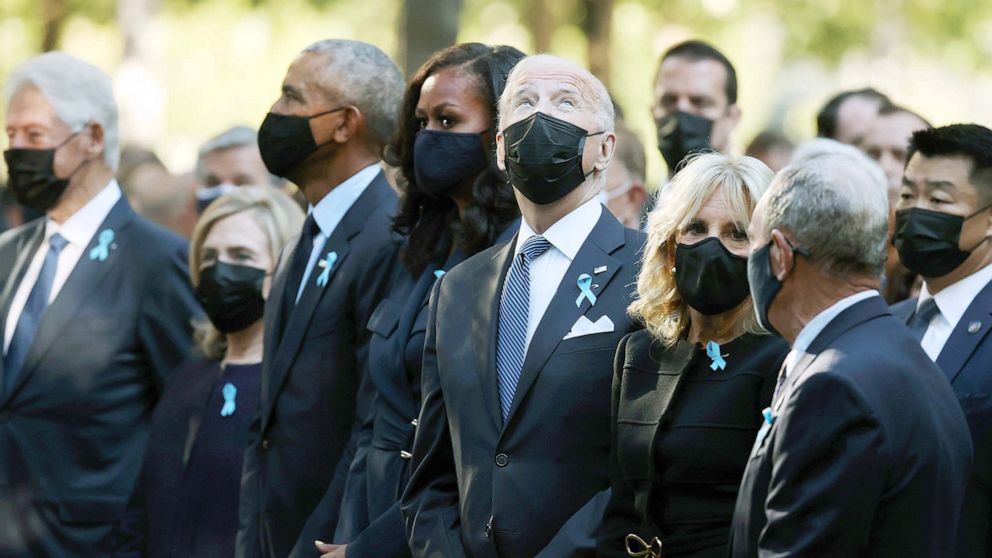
301, 39, 404, 152
6, 52, 120, 170
759, 152, 889, 279
195, 125, 278, 185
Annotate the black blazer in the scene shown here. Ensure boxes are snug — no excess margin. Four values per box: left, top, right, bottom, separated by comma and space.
401, 209, 646, 558
730, 295, 973, 558
0, 198, 199, 557
236, 173, 400, 558
598, 331, 787, 558
892, 281, 992, 558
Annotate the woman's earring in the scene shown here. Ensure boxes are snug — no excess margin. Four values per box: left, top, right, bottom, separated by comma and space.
671, 266, 677, 274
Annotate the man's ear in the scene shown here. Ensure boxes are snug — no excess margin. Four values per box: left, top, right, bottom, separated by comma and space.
629, 181, 648, 206
83, 121, 105, 161
769, 229, 794, 281
594, 132, 616, 173
726, 103, 742, 130
329, 106, 362, 144
495, 131, 507, 172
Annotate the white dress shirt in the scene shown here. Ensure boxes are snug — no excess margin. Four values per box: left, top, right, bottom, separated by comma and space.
295, 164, 381, 303
4, 180, 122, 353
782, 289, 880, 380
917, 263, 992, 361
512, 197, 602, 353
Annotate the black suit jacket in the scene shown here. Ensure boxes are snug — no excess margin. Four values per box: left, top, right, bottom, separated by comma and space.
401, 209, 646, 558
892, 281, 992, 558
236, 173, 400, 558
0, 197, 198, 557
730, 295, 973, 558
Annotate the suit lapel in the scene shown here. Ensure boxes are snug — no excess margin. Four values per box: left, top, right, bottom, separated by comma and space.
936, 279, 992, 384
0, 221, 45, 387
502, 211, 625, 426
473, 240, 515, 430
1, 199, 136, 406
259, 235, 297, 412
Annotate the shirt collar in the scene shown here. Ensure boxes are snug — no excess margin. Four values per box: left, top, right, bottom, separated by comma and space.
308, 163, 381, 236
786, 289, 880, 376
514, 197, 602, 261
919, 262, 992, 329
46, 180, 122, 247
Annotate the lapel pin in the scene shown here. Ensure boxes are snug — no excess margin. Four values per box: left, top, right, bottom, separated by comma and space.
434, 269, 446, 279
575, 273, 598, 308
220, 382, 237, 417
88, 229, 115, 261
594, 265, 607, 274
706, 340, 728, 371
315, 251, 338, 287
762, 406, 775, 425
968, 321, 982, 334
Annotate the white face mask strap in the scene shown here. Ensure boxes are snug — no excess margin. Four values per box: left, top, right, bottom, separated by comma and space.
603, 180, 634, 202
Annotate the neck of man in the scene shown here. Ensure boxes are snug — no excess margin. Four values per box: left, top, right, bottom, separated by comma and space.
687, 299, 750, 346
776, 271, 879, 346
224, 319, 264, 365
48, 163, 114, 224
519, 180, 599, 235
293, 148, 379, 207
925, 241, 992, 294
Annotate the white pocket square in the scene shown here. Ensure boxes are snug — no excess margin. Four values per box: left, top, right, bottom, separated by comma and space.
563, 315, 615, 340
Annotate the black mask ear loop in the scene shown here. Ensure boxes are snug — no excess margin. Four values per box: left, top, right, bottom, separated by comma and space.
777, 235, 812, 280
57, 128, 94, 181
583, 129, 609, 179
309, 106, 349, 151
962, 202, 992, 252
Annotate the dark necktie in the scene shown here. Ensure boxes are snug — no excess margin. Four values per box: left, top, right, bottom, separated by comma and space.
908, 298, 940, 342
4, 233, 68, 394
495, 235, 552, 420
284, 214, 319, 309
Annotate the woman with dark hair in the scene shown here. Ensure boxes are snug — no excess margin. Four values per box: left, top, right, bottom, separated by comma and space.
317, 43, 524, 558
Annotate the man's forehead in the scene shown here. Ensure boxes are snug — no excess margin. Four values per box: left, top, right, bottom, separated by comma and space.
656, 58, 727, 96
509, 57, 599, 96
6, 85, 61, 127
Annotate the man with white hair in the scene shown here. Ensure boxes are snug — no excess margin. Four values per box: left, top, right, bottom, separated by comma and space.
0, 52, 199, 555
194, 125, 280, 213
730, 152, 973, 557
402, 54, 646, 557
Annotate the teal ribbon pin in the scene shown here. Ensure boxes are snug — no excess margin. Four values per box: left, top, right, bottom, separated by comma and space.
315, 251, 338, 287
89, 229, 115, 261
706, 340, 727, 371
761, 406, 775, 425
434, 270, 445, 279
220, 383, 237, 417
575, 273, 597, 308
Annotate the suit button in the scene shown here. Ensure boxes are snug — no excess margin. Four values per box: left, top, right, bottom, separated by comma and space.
495, 453, 509, 467
261, 438, 272, 451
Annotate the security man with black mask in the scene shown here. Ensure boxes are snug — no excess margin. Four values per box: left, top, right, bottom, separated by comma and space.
891, 124, 992, 558
236, 39, 403, 558
652, 40, 741, 178
401, 54, 646, 558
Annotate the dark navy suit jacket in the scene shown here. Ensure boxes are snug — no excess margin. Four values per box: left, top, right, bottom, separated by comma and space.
730, 296, 973, 558
0, 198, 198, 557
236, 173, 400, 558
401, 209, 645, 558
893, 281, 992, 558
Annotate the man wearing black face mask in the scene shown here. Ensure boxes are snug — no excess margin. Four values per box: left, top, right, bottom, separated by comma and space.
730, 152, 972, 558
402, 54, 646, 558
0, 53, 199, 556
236, 40, 404, 558
652, 40, 741, 178
890, 124, 992, 558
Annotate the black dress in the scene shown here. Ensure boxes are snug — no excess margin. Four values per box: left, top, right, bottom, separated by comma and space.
598, 330, 788, 558
111, 358, 262, 558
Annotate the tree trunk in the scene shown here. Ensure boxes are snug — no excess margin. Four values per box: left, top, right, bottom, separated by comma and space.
400, 0, 462, 77
527, 0, 554, 54
40, 0, 67, 52
581, 0, 614, 87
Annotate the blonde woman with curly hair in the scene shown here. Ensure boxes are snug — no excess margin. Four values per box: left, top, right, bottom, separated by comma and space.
598, 153, 789, 558
114, 186, 303, 557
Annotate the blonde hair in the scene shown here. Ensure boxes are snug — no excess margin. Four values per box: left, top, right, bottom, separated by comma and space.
189, 186, 305, 360
629, 153, 773, 345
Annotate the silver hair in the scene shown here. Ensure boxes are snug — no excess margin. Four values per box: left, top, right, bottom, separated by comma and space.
759, 151, 890, 278
301, 39, 404, 152
791, 137, 890, 201
6, 52, 120, 170
195, 125, 278, 185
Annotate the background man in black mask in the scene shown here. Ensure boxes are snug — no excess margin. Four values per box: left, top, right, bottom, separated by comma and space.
236, 39, 403, 558
0, 52, 199, 556
652, 40, 740, 177
891, 124, 992, 558
402, 54, 645, 557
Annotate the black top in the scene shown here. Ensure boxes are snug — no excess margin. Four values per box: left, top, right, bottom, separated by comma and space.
599, 330, 788, 558
113, 358, 262, 558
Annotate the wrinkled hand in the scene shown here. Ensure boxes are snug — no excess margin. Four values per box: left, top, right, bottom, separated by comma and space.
315, 540, 347, 558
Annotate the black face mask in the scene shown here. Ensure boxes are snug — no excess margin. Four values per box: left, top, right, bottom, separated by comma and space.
413, 129, 489, 196
675, 237, 750, 315
893, 206, 991, 278
747, 241, 782, 336
4, 132, 87, 212
656, 111, 713, 172
196, 262, 267, 334
502, 112, 604, 205
257, 108, 344, 177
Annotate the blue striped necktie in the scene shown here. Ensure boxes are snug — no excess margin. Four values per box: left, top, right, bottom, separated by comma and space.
496, 235, 551, 420
4, 233, 68, 394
